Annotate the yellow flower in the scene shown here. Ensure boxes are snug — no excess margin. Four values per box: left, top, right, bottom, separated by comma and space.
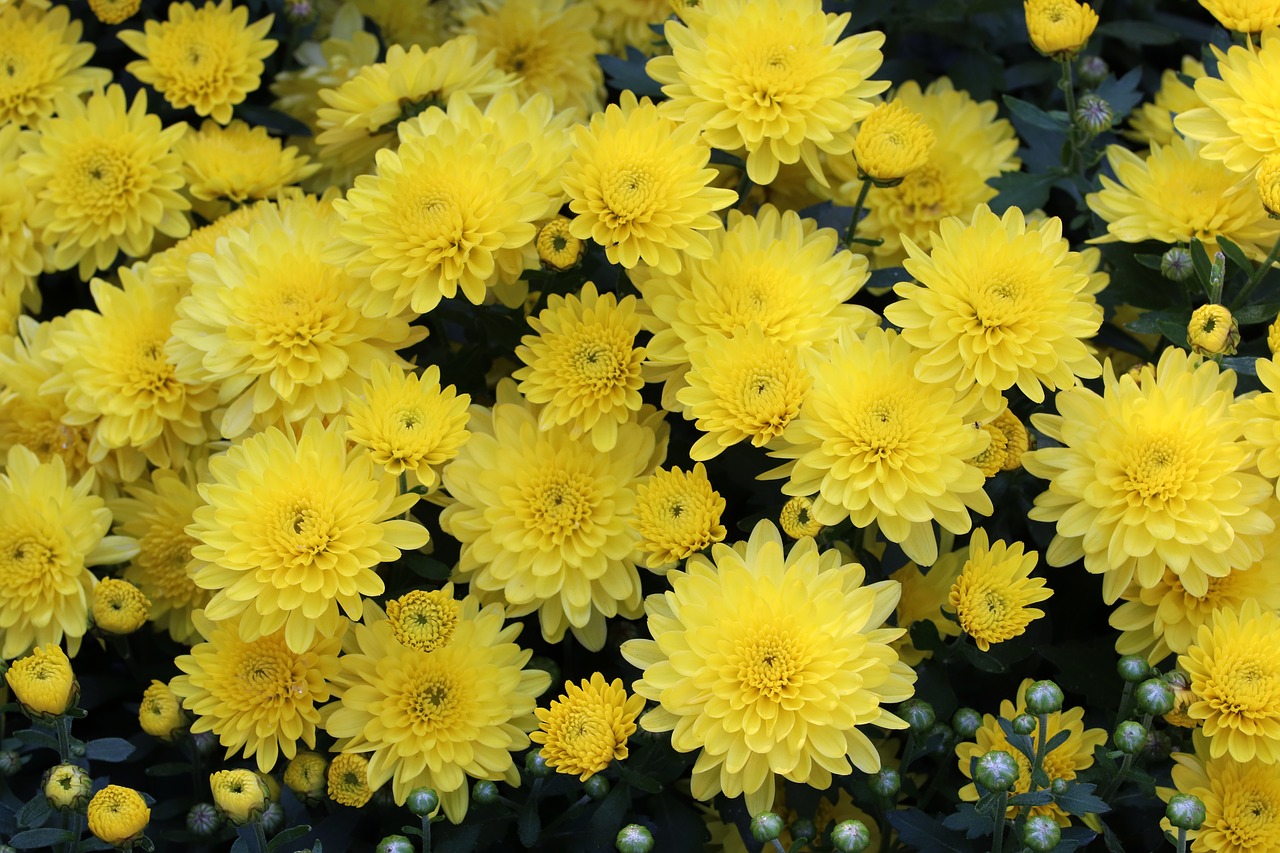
1161, 732, 1280, 849
139, 679, 185, 741
947, 529, 1051, 652
0, 3, 109, 127
562, 90, 737, 274
384, 587, 462, 653
0, 126, 39, 306
631, 463, 727, 570
1024, 0, 1098, 58
768, 327, 993, 567
345, 362, 471, 491
991, 409, 1030, 471
118, 0, 277, 124
323, 601, 550, 820
88, 0, 141, 24
171, 613, 344, 771
5, 643, 76, 717
1087, 137, 1280, 261
1199, 0, 1280, 33
1178, 30, 1280, 174
92, 578, 150, 635
536, 217, 584, 271
1180, 601, 1280, 763
590, 0, 669, 55
1272, 315, 1280, 355
852, 99, 936, 184
0, 445, 139, 659
87, 785, 150, 848
1260, 153, 1280, 218
1025, 348, 1274, 605
18, 85, 190, 280
971, 423, 1009, 477
778, 495, 823, 540
44, 764, 92, 811
1188, 304, 1241, 357
210, 768, 268, 825
532, 673, 645, 780
1242, 357, 1280, 495
188, 417, 428, 654
887, 204, 1103, 411
1125, 57, 1205, 149
327, 752, 372, 808
956, 681, 1107, 825
145, 202, 267, 291
890, 546, 965, 666
648, 0, 887, 186
175, 120, 319, 214
336, 0, 458, 49
1164, 671, 1200, 729
514, 282, 645, 452
623, 520, 915, 816
284, 751, 328, 805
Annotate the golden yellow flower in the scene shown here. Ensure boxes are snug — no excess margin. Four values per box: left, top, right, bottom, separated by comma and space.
175, 120, 319, 214
5, 643, 76, 717
778, 495, 824, 540
536, 217, 584, 271
632, 463, 727, 570
1178, 30, 1280, 174
1164, 671, 1200, 729
0, 122, 38, 298
852, 99, 936, 184
1188, 304, 1241, 357
139, 679, 185, 741
947, 529, 1052, 652
971, 423, 1009, 477
1024, 0, 1098, 58
1161, 733, 1280, 851
0, 2, 109, 127
284, 751, 328, 805
1242, 357, 1280, 495
1271, 316, 1280, 355
87, 785, 150, 848
210, 768, 268, 825
590, 0, 669, 55
44, 764, 92, 811
1260, 153, 1280, 218
384, 586, 462, 653
890, 545, 965, 666
145, 202, 266, 292
1125, 57, 1205, 149
92, 578, 150, 635
88, 0, 140, 25
991, 408, 1030, 471
532, 673, 645, 780
1200, 0, 1280, 33
119, 0, 277, 124
327, 752, 372, 808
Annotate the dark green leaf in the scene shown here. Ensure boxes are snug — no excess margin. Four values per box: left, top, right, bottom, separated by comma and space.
1054, 781, 1111, 816
909, 619, 944, 653
588, 784, 632, 851
1007, 790, 1054, 807
1221, 356, 1260, 376
995, 718, 1036, 764
886, 808, 977, 853
1002, 96, 1070, 132
517, 795, 540, 847
1044, 730, 1071, 755
957, 639, 1006, 673
1134, 254, 1165, 271
1191, 240, 1213, 289
989, 171, 1056, 216
9, 829, 76, 849
1124, 308, 1192, 347
1058, 827, 1099, 853
399, 552, 452, 581
1231, 303, 1280, 325
76, 838, 115, 852
1097, 20, 1180, 44
617, 761, 663, 794
1092, 68, 1144, 121
15, 795, 50, 829
12, 729, 60, 752
941, 804, 994, 840
867, 266, 909, 294
1217, 236, 1256, 276
85, 737, 135, 762
788, 840, 809, 853
597, 48, 663, 98
268, 825, 313, 852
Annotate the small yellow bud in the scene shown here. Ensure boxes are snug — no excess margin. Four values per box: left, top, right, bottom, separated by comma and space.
139, 680, 186, 742
1187, 304, 1240, 357
1024, 0, 1099, 59
87, 0, 141, 24
92, 578, 151, 635
284, 751, 329, 806
327, 752, 373, 808
44, 764, 93, 811
991, 409, 1031, 472
210, 769, 269, 825
1258, 153, 1280, 219
5, 644, 77, 720
536, 217, 584, 272
1163, 670, 1200, 729
971, 423, 1010, 477
87, 785, 150, 848
779, 496, 824, 540
852, 100, 936, 186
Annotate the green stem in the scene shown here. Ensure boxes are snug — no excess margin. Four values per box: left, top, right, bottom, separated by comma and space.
1058, 59, 1081, 173
1231, 234, 1280, 310
1176, 827, 1188, 853
771, 841, 787, 853
421, 813, 432, 853
843, 178, 873, 248
990, 792, 1009, 853
55, 716, 73, 764
1115, 681, 1135, 727
1029, 713, 1050, 794
63, 812, 84, 853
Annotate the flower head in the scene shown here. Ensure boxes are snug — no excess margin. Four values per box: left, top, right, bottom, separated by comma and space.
1188, 304, 1240, 357
1160, 733, 1280, 851
284, 752, 328, 804
1177, 30, 1280, 173
779, 496, 823, 539
947, 529, 1052, 651
44, 764, 92, 811
1024, 0, 1098, 58
175, 120, 319, 213
532, 673, 645, 780
632, 463, 727, 569
852, 100, 936, 184
210, 769, 268, 825
87, 785, 150, 848
536, 217, 584, 270
139, 679, 186, 741
5, 643, 76, 717
1199, 0, 1280, 33
89, 0, 141, 25
991, 409, 1030, 471
92, 578, 150, 635
1260, 153, 1280, 218
327, 752, 372, 807
0, 3, 109, 127
384, 587, 461, 653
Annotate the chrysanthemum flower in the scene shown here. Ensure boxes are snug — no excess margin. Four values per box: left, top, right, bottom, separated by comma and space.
590, 0, 669, 55
171, 196, 424, 439
384, 587, 461, 653
188, 417, 427, 653
209, 768, 268, 825
5, 643, 76, 717
175, 120, 319, 215
91, 578, 150, 635
44, 764, 92, 812
327, 752, 373, 807
0, 124, 43, 309
171, 613, 343, 772
0, 3, 109, 128
1125, 57, 1205, 149
648, 0, 887, 186
852, 99, 936, 184
886, 204, 1103, 410
532, 673, 645, 780
956, 681, 1107, 825
535, 217, 584, 271
1025, 348, 1274, 604
1087, 137, 1280, 260
88, 0, 141, 25
632, 463, 727, 570
826, 79, 1020, 267
1023, 0, 1098, 58
623, 520, 915, 815
86, 785, 150, 848
971, 423, 1009, 478
323, 600, 550, 819
990, 409, 1030, 471
947, 529, 1051, 652
779, 496, 824, 539
336, 0, 459, 49
890, 545, 965, 666
118, 0, 277, 125
0, 445, 138, 659
1177, 30, 1280, 174
1242, 357, 1280, 496
1161, 733, 1280, 851
284, 751, 328, 804
18, 85, 190, 280
1200, 0, 1280, 35
562, 90, 737, 274
768, 328, 993, 566
145, 201, 267, 292
514, 282, 645, 452
139, 680, 186, 741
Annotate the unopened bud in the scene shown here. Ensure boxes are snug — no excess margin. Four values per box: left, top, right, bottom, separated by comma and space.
1075, 94, 1113, 135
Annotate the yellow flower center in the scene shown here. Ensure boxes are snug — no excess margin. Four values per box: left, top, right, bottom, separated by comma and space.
271, 501, 335, 562
1222, 777, 1280, 848
386, 590, 460, 653
734, 626, 809, 703
1123, 435, 1192, 504
227, 637, 312, 704
523, 468, 596, 545
570, 337, 624, 388
150, 18, 232, 93
894, 163, 950, 221
398, 667, 470, 734
64, 142, 146, 224
602, 162, 660, 225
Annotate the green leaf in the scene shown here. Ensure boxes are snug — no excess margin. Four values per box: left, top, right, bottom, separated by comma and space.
1097, 20, 1179, 44
268, 825, 313, 852
940, 804, 994, 840
517, 794, 540, 847
886, 808, 977, 853
1092, 68, 1144, 122
15, 795, 50, 829
1054, 781, 1111, 817
235, 104, 313, 138
1191, 240, 1213, 289
995, 718, 1036, 764
597, 47, 663, 98
909, 619, 944, 653
1123, 307, 1192, 347
1134, 254, 1165, 271
399, 552, 452, 581
76, 838, 115, 852
1058, 827, 1100, 853
957, 639, 1006, 673
988, 171, 1056, 216
588, 784, 632, 851
1002, 96, 1070, 132
9, 829, 76, 849
85, 737, 135, 762
1230, 303, 1280, 325
12, 729, 60, 753
1221, 356, 1260, 376
1044, 730, 1071, 756
617, 761, 663, 794
1007, 790, 1054, 807
1217, 236, 1256, 276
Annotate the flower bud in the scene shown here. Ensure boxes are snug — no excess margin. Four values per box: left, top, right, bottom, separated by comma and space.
87, 785, 150, 848
616, 824, 654, 853
1012, 713, 1038, 736
284, 752, 328, 806
1025, 0, 1099, 58
1136, 678, 1176, 716
1023, 815, 1062, 852
525, 751, 552, 778
1025, 680, 1064, 715
1188, 304, 1240, 357
186, 802, 221, 835
830, 819, 872, 853
750, 812, 785, 843
852, 100, 936, 186
87, 0, 141, 25
1114, 720, 1147, 755
1259, 153, 1280, 218
900, 698, 936, 733
1077, 55, 1109, 87
952, 707, 983, 739
473, 780, 500, 805
328, 752, 373, 808
779, 496, 824, 539
1269, 313, 1280, 357
261, 802, 284, 835
869, 768, 901, 799
210, 769, 268, 825
1166, 793, 1207, 831
1163, 671, 1199, 729
1051, 777, 1069, 795
1075, 94, 1114, 135
377, 836, 414, 853
584, 775, 611, 800
1117, 654, 1151, 683
139, 680, 186, 742
92, 578, 151, 635
407, 787, 439, 817
283, 0, 317, 26
44, 764, 92, 811
791, 818, 817, 843
536, 218, 584, 272
1161, 247, 1195, 282
975, 750, 1020, 792
0, 751, 22, 776
5, 644, 77, 721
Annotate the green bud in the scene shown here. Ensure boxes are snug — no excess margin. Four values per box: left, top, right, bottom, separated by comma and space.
376, 836, 414, 853
1025, 680, 1064, 715
1012, 713, 1038, 736
751, 812, 785, 843
900, 698, 936, 733
616, 824, 655, 853
525, 752, 552, 779
261, 802, 284, 835
0, 751, 22, 777
1117, 655, 1151, 683
830, 819, 872, 853
1114, 720, 1148, 755
1077, 55, 1110, 87
186, 803, 221, 836
407, 787, 439, 817
975, 750, 1020, 792
1166, 793, 1207, 831
1051, 778, 1069, 795
1023, 815, 1062, 852
870, 768, 901, 799
1135, 678, 1176, 716
790, 818, 817, 843
1160, 248, 1195, 283
472, 780, 500, 806
952, 707, 983, 739
1075, 93, 1114, 135
584, 775, 611, 801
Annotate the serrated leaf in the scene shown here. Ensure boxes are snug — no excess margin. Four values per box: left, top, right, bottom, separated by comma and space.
1002, 96, 1070, 132
85, 737, 134, 762
995, 719, 1037, 764
1054, 781, 1111, 816
1043, 730, 1071, 755
886, 808, 977, 853
8, 828, 75, 849
1092, 67, 1144, 121
268, 825, 313, 851
941, 804, 995, 840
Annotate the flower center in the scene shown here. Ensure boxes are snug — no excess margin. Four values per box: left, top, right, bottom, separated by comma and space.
736, 627, 808, 702
268, 500, 335, 564
602, 164, 659, 224
405, 672, 463, 729
524, 469, 595, 544
387, 590, 460, 653
67, 144, 144, 221
1123, 435, 1191, 503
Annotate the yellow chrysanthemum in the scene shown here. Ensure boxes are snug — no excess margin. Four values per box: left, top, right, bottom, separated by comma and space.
532, 673, 645, 780
18, 85, 190, 280
1178, 30, 1280, 174
648, 0, 887, 186
1181, 601, 1280, 763
88, 0, 140, 25
209, 768, 268, 825
118, 0, 277, 125
323, 600, 550, 820
284, 751, 328, 804
335, 0, 461, 49
91, 578, 150, 635
622, 520, 916, 816
1087, 136, 1280, 260
631, 463, 727, 570
971, 423, 1009, 477
175, 120, 319, 214
1189, 304, 1241, 357
86, 785, 150, 848
513, 282, 645, 452
1161, 733, 1280, 851
5, 643, 76, 716
890, 545, 965, 666
1125, 57, 1206, 148
145, 202, 266, 292
0, 2, 109, 127
956, 681, 1107, 826
886, 204, 1103, 410
345, 361, 471, 491
1023, 0, 1098, 58
171, 612, 344, 772
0, 124, 44, 317
1200, 0, 1280, 34
535, 217, 584, 271
44, 764, 91, 811
991, 408, 1030, 471
0, 446, 138, 659
171, 196, 424, 439
139, 679, 185, 741
384, 586, 462, 653
440, 384, 664, 650
589, 0, 668, 55
779, 495, 824, 540
459, 0, 604, 117
1025, 348, 1275, 605
327, 752, 373, 807
852, 99, 936, 184
1242, 357, 1280, 496
768, 327, 993, 567
826, 78, 1021, 267
562, 90, 737, 274
947, 529, 1051, 652
1259, 153, 1280, 219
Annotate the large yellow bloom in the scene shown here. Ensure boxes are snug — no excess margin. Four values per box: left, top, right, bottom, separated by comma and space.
1177, 30, 1280, 173
1125, 57, 1206, 148
562, 90, 737, 274
532, 673, 644, 780
1242, 357, 1280, 496
768, 328, 993, 567
171, 613, 343, 772
0, 2, 109, 127
1200, 0, 1280, 32
1161, 732, 1280, 852
0, 123, 39, 300
0, 445, 138, 659
948, 529, 1052, 652
188, 417, 429, 654
648, 0, 887, 186
118, 0, 277, 124
622, 520, 915, 816
324, 600, 550, 820
86, 786, 149, 848
175, 120, 319, 215
18, 85, 190, 280
1025, 348, 1275, 604
886, 204, 1103, 411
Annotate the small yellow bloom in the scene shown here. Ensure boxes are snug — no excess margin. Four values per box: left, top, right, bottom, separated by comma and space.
327, 752, 373, 807
88, 0, 141, 25
536, 217, 584, 271
1188, 304, 1240, 357
5, 644, 76, 719
852, 100, 936, 185
532, 673, 646, 780
1024, 0, 1099, 58
632, 464, 727, 569
210, 769, 268, 825
92, 578, 151, 635
44, 764, 92, 811
948, 529, 1052, 651
1260, 153, 1280, 218
1163, 671, 1199, 729
284, 751, 328, 805
384, 588, 461, 653
139, 680, 186, 742
971, 424, 1009, 478
779, 496, 824, 540
991, 409, 1030, 471
87, 785, 150, 848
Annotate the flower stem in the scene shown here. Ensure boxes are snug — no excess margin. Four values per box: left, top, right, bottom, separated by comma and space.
843, 178, 873, 248
1029, 713, 1050, 794
1231, 234, 1280, 310
421, 813, 432, 853
1115, 681, 1134, 728
55, 716, 73, 764
1058, 59, 1081, 173
990, 792, 1009, 853
1176, 827, 1188, 853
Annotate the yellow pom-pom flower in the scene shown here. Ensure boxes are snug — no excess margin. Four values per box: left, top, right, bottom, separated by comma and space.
87, 785, 150, 848
1023, 0, 1098, 58
971, 423, 1009, 478
88, 0, 141, 25
92, 578, 150, 635
1259, 153, 1280, 218
1241, 357, 1280, 495
327, 752, 373, 808
5, 643, 76, 718
384, 587, 461, 652
1125, 57, 1205, 149
284, 751, 328, 805
175, 120, 319, 215
1160, 732, 1280, 850
890, 546, 965, 666
991, 409, 1030, 471
648, 0, 888, 186
118, 0, 277, 125
536, 217, 584, 271
139, 679, 186, 741
631, 463, 727, 570
623, 520, 916, 816
562, 90, 737, 274
1188, 304, 1240, 357
188, 417, 428, 654
778, 496, 824, 540
1200, 0, 1280, 34
947, 529, 1052, 652
532, 673, 645, 780
0, 3, 109, 127
209, 768, 268, 825
1178, 30, 1280, 174
44, 764, 92, 811
852, 99, 936, 185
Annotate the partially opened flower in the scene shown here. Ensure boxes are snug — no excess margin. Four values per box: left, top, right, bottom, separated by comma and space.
631, 463, 727, 570
5, 644, 77, 717
87, 786, 150, 848
327, 752, 373, 807
852, 100, 936, 185
1024, 0, 1098, 58
948, 529, 1052, 651
532, 673, 645, 780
